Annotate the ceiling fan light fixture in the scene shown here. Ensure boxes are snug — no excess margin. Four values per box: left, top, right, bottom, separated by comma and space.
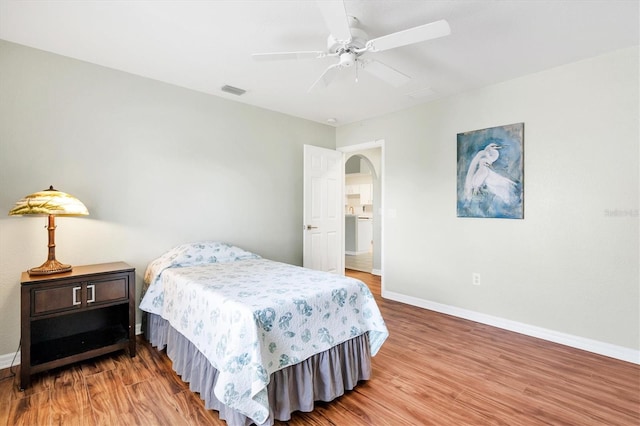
221, 85, 246, 96
339, 51, 356, 67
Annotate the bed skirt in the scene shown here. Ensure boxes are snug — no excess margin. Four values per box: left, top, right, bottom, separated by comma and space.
144, 313, 372, 426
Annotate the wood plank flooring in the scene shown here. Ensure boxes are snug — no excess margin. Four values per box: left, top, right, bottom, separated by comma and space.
1, 270, 638, 425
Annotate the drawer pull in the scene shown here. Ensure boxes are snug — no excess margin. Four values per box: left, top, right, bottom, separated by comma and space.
72, 286, 82, 306
87, 284, 96, 303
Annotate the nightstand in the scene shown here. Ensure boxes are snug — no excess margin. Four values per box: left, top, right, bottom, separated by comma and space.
20, 262, 135, 390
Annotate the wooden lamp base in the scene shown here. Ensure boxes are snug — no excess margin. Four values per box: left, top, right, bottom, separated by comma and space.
28, 258, 72, 276
28, 214, 73, 276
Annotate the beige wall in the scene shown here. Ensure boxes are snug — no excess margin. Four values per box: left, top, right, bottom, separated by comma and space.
1, 39, 637, 362
337, 47, 639, 355
0, 40, 335, 356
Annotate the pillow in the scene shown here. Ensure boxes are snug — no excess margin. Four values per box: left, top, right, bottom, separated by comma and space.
139, 241, 260, 315
144, 241, 260, 285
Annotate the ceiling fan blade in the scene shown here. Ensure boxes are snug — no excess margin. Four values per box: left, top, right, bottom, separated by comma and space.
252, 51, 327, 61
366, 19, 451, 52
316, 0, 352, 44
308, 63, 341, 92
360, 59, 411, 87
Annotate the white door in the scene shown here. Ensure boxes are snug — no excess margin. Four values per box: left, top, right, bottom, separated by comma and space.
303, 144, 343, 273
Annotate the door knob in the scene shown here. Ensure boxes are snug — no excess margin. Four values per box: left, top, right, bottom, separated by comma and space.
306, 225, 318, 230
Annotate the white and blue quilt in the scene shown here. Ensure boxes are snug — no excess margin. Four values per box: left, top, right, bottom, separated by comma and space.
139, 241, 388, 424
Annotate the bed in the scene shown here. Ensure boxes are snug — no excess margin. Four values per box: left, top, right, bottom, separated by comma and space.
139, 241, 388, 425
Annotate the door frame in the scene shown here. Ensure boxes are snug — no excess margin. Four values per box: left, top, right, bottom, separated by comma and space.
338, 139, 385, 286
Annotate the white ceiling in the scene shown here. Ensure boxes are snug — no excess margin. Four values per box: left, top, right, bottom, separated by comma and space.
1, 1, 638, 126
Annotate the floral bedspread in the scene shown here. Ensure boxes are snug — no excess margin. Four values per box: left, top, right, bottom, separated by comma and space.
139, 242, 388, 424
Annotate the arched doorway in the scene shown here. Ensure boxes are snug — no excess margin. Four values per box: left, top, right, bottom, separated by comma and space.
344, 153, 378, 273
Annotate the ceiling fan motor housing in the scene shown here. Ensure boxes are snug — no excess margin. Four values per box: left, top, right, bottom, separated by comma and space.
326, 26, 368, 54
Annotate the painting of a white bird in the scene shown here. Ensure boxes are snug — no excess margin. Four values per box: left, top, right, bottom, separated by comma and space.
457, 123, 523, 218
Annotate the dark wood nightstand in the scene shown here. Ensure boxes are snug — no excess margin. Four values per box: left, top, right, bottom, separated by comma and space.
20, 262, 135, 390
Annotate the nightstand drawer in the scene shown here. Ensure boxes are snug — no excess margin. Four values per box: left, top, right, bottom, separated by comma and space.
89, 276, 128, 304
33, 284, 81, 315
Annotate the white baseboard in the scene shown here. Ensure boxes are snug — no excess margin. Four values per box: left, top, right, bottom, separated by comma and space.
383, 290, 640, 365
0, 322, 145, 370
371, 269, 382, 276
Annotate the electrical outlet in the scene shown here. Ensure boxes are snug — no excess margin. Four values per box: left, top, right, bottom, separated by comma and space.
472, 273, 481, 286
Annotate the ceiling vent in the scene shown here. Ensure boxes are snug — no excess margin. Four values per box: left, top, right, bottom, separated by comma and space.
221, 85, 246, 96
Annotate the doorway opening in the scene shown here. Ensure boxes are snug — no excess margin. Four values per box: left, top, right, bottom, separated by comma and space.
340, 141, 383, 278
344, 155, 374, 272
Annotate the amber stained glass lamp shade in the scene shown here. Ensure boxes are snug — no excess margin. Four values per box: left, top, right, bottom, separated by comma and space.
8, 186, 89, 275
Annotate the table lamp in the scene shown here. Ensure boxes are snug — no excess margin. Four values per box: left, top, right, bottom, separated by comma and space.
8, 185, 89, 275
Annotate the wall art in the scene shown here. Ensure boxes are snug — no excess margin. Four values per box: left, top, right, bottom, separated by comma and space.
457, 123, 524, 219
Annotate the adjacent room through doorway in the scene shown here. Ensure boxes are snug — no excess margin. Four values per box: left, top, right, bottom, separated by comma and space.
342, 144, 382, 277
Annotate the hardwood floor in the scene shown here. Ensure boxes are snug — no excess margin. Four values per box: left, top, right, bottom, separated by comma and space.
1, 270, 638, 425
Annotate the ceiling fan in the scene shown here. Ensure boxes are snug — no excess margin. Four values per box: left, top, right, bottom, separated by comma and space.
252, 1, 451, 92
